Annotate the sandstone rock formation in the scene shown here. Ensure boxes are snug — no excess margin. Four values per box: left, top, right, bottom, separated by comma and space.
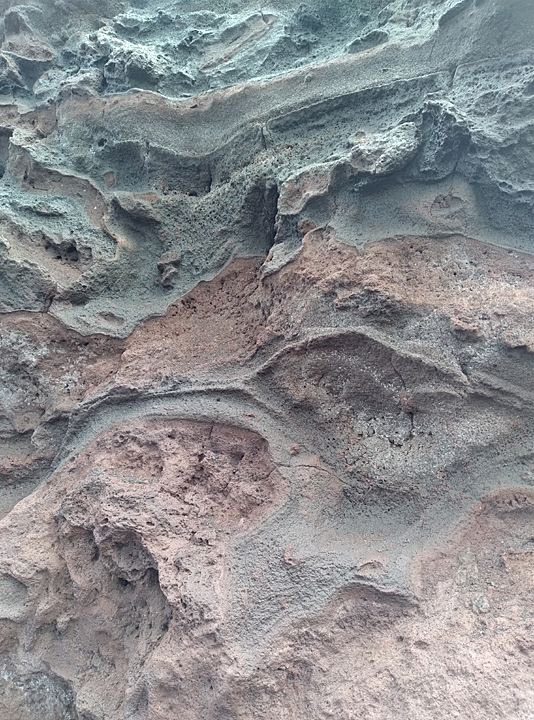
1, 0, 534, 718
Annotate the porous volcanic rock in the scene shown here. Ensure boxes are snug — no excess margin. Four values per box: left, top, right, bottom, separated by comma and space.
1, 0, 534, 718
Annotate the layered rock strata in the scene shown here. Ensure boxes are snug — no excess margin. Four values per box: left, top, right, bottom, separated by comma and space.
1, 0, 534, 718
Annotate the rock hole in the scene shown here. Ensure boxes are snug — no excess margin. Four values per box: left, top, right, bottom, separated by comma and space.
65, 244, 79, 261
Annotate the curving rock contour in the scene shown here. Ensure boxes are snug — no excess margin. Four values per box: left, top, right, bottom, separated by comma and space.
1, 0, 534, 718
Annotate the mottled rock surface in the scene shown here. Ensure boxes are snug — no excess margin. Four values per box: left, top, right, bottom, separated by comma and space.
1, 0, 534, 718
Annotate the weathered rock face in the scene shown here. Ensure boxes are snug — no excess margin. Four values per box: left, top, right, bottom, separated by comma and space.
1, 0, 534, 718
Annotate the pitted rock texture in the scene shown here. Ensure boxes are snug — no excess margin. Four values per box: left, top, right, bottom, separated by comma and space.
1, 0, 534, 718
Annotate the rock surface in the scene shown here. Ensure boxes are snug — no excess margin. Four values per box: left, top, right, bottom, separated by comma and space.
1, 0, 534, 718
